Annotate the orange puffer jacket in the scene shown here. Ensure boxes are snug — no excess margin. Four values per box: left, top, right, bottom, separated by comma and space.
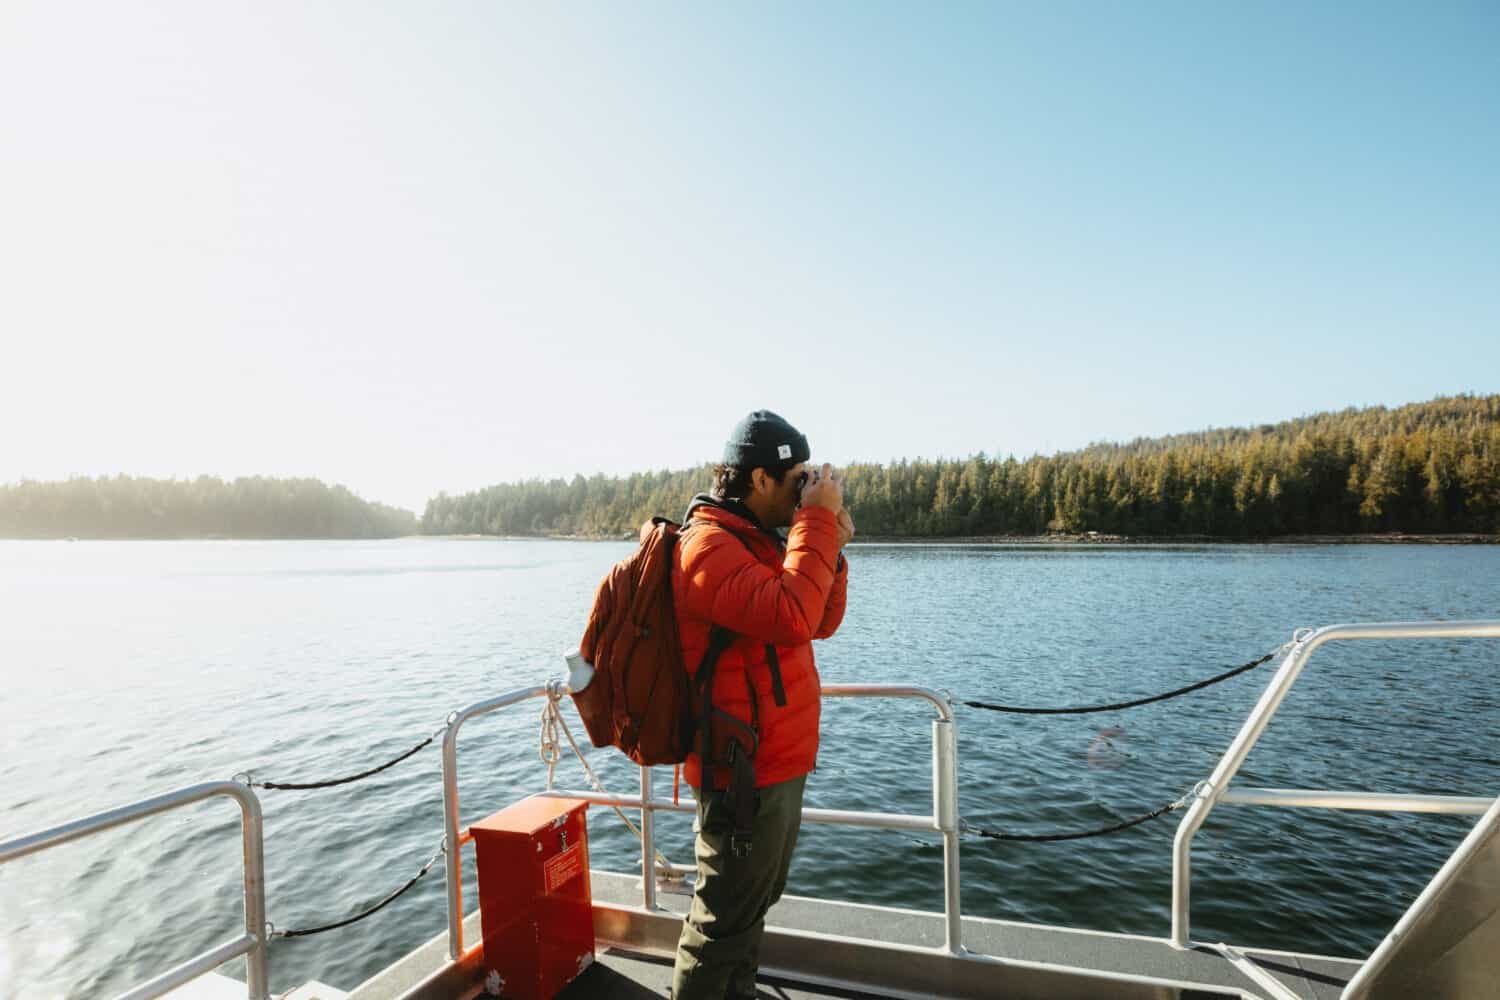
673, 496, 849, 789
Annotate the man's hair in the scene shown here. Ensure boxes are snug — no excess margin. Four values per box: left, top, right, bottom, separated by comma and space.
712, 461, 799, 500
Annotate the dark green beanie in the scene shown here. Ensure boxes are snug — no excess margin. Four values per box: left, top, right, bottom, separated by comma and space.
722, 410, 810, 469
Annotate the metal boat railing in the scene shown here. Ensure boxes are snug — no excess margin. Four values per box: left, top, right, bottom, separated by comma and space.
9, 620, 1497, 999
446, 623, 1500, 992
439, 682, 961, 960
0, 780, 270, 1000
1169, 620, 1500, 971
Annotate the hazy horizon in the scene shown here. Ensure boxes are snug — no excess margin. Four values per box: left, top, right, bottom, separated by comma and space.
4, 4, 1496, 512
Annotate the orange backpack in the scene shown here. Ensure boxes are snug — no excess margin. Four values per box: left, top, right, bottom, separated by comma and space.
571, 517, 735, 766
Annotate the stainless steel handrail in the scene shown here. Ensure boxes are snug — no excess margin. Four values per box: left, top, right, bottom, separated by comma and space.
440, 684, 550, 960
439, 682, 962, 959
1217, 787, 1494, 815
0, 780, 270, 1000
1170, 620, 1500, 949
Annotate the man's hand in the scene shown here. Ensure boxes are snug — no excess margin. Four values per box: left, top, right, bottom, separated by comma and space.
800, 463, 843, 512
836, 506, 855, 548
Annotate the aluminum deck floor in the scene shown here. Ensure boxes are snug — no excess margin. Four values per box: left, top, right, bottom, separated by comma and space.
590, 872, 1358, 999
351, 870, 1364, 999
554, 945, 1352, 999
556, 948, 895, 999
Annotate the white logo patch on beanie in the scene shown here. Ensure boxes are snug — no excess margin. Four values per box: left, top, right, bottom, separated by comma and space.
777, 444, 792, 459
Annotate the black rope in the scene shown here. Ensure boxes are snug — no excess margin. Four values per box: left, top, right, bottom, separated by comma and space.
250, 734, 436, 791
272, 848, 445, 939
960, 649, 1281, 716
963, 796, 1188, 843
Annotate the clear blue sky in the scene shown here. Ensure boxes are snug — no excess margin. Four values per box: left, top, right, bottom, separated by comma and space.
2, 2, 1496, 511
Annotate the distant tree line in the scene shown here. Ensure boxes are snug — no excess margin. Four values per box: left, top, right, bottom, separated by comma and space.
422, 395, 1500, 539
0, 476, 417, 539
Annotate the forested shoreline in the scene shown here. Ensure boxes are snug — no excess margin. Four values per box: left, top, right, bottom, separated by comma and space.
0, 476, 416, 539
5, 397, 1496, 541
421, 395, 1500, 540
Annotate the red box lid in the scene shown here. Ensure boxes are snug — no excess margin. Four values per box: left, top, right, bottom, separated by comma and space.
469, 796, 587, 837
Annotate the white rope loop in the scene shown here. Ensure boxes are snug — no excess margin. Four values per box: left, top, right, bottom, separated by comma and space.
538, 693, 563, 789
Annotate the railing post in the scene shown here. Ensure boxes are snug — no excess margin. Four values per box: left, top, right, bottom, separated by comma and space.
442, 717, 464, 960
238, 788, 270, 1000
1170, 784, 1209, 948
933, 716, 962, 954
640, 766, 658, 910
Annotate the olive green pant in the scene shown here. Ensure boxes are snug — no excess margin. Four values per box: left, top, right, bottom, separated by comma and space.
670, 774, 807, 1000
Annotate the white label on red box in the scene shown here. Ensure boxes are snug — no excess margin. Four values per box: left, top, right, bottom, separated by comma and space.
543, 842, 583, 893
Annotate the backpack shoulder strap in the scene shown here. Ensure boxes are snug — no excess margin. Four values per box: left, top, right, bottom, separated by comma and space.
696, 623, 736, 794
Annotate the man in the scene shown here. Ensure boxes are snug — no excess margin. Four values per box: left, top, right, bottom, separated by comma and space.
670, 410, 854, 1000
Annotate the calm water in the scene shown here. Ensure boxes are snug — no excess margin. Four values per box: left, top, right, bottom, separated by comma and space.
2, 539, 1498, 997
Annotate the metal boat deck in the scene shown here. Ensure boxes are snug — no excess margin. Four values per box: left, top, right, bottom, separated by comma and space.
350, 871, 1362, 999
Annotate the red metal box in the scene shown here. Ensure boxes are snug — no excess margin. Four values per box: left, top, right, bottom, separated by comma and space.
471, 796, 595, 999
